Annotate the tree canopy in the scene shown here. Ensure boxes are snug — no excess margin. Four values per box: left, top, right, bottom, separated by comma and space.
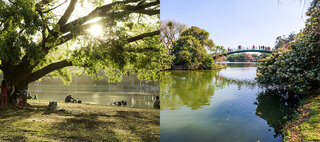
0, 0, 160, 89
180, 26, 215, 51
171, 26, 223, 70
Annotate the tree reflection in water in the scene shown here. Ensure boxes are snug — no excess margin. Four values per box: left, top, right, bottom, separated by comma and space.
160, 70, 257, 110
161, 70, 302, 139
161, 70, 217, 110
255, 89, 301, 137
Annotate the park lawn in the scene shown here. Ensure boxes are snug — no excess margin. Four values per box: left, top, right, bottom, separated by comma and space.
283, 91, 320, 142
0, 100, 159, 142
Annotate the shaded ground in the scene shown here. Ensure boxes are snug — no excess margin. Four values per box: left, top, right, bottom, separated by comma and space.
0, 100, 159, 142
283, 92, 320, 142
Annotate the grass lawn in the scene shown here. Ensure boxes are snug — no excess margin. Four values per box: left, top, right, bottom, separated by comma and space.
283, 91, 320, 142
0, 100, 159, 142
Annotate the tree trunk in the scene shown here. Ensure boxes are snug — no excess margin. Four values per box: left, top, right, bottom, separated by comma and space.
2, 70, 29, 107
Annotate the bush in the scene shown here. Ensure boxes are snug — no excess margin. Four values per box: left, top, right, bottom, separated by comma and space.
256, 7, 320, 94
202, 55, 215, 69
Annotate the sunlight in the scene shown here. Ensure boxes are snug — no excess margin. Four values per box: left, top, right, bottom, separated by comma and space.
88, 25, 103, 37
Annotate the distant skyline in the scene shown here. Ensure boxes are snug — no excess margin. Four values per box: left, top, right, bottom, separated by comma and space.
161, 0, 311, 49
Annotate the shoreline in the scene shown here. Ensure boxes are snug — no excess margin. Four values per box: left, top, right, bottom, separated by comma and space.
283, 90, 320, 141
27, 99, 156, 109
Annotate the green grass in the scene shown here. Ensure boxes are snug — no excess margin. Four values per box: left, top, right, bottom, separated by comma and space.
299, 95, 320, 141
0, 100, 159, 142
283, 92, 320, 142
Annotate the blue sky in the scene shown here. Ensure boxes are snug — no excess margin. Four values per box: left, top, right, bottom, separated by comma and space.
161, 0, 311, 49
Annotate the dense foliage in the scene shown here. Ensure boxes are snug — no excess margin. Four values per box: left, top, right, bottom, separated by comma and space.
171, 26, 223, 69
256, 5, 320, 94
0, 0, 160, 89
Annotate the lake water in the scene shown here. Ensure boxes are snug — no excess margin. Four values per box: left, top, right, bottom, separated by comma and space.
27, 75, 159, 108
160, 63, 298, 142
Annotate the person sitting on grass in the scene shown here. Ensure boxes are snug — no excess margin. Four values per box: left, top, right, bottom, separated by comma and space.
33, 94, 38, 100
65, 95, 77, 103
27, 93, 32, 99
1, 80, 8, 110
153, 96, 160, 109
65, 95, 73, 102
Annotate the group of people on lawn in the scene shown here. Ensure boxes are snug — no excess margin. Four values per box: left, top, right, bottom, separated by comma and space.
0, 79, 29, 110
110, 96, 160, 109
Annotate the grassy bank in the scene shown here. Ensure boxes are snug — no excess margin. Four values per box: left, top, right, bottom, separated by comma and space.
283, 92, 320, 142
0, 100, 159, 142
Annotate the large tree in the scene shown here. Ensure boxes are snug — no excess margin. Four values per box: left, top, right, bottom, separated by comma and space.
172, 26, 222, 69
160, 20, 186, 51
0, 0, 160, 90
159, 20, 186, 70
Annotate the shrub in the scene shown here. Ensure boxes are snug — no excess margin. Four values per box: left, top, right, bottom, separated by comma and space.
256, 7, 320, 94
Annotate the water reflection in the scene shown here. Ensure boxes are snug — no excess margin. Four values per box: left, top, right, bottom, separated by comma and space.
161, 70, 257, 110
160, 63, 299, 142
255, 89, 301, 137
219, 62, 259, 68
161, 70, 217, 110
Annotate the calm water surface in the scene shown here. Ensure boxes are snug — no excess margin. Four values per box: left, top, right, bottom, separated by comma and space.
160, 63, 297, 142
28, 76, 159, 108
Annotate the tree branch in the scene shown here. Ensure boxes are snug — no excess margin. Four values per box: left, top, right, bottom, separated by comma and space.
15, 0, 159, 79
132, 9, 159, 16
126, 47, 160, 52
124, 30, 160, 52
8, 0, 15, 4
59, 0, 135, 33
126, 0, 159, 11
27, 60, 73, 83
43, 0, 68, 13
127, 30, 159, 43
59, 0, 159, 34
57, 0, 78, 27
55, 19, 102, 46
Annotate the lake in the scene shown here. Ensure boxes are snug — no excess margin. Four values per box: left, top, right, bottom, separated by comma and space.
27, 75, 159, 108
160, 63, 298, 142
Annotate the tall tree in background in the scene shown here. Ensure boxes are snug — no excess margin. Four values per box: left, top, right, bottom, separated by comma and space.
274, 32, 296, 50
180, 26, 215, 51
160, 20, 186, 70
172, 26, 221, 69
160, 20, 186, 51
0, 0, 160, 90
